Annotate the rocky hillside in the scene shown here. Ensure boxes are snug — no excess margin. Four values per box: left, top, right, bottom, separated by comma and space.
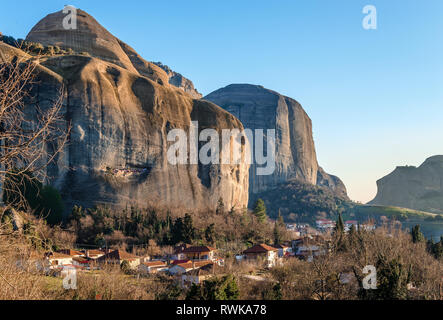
204, 84, 348, 201
369, 155, 443, 214
0, 10, 249, 214
249, 179, 351, 223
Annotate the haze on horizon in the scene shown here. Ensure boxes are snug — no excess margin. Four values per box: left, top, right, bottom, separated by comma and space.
1, 0, 442, 203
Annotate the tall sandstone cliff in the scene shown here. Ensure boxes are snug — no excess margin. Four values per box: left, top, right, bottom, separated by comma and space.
205, 84, 348, 201
0, 10, 249, 214
369, 155, 443, 214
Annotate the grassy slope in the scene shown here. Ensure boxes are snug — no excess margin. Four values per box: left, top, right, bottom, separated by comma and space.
354, 205, 437, 219
353, 205, 443, 241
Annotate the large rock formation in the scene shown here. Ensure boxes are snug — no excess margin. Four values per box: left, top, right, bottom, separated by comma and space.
26, 9, 201, 97
369, 155, 443, 214
205, 84, 348, 201
0, 10, 249, 214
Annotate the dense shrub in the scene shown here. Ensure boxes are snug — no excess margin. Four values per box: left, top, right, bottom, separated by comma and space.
2, 170, 63, 225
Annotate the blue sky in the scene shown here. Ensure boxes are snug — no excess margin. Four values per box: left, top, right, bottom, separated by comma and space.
1, 0, 442, 202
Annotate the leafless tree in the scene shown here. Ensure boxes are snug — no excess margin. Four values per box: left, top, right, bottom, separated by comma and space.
0, 54, 69, 210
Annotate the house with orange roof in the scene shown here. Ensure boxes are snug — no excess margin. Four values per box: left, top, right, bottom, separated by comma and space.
168, 260, 213, 275
45, 252, 73, 269
82, 249, 106, 260
96, 249, 141, 269
57, 249, 84, 257
243, 244, 279, 268
181, 246, 217, 261
172, 244, 191, 260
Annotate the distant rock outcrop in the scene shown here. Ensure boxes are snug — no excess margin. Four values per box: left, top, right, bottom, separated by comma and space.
205, 84, 348, 201
153, 62, 202, 99
369, 155, 443, 214
0, 10, 249, 214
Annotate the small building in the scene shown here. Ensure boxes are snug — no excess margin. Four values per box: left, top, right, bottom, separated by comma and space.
138, 261, 168, 274
272, 244, 291, 258
72, 256, 94, 270
292, 236, 327, 261
243, 244, 278, 268
168, 260, 213, 275
96, 249, 141, 269
57, 249, 84, 257
180, 263, 218, 287
171, 244, 192, 261
83, 249, 106, 260
45, 252, 73, 269
316, 219, 335, 230
181, 246, 217, 261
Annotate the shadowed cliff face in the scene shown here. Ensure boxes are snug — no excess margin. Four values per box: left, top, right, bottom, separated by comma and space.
1, 10, 249, 214
205, 84, 348, 200
369, 155, 443, 214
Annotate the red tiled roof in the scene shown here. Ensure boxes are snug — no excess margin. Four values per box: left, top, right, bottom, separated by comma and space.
142, 261, 167, 267
243, 244, 278, 254
176, 261, 213, 270
72, 256, 90, 264
86, 249, 105, 255
174, 244, 192, 254
182, 246, 216, 253
171, 259, 191, 265
57, 249, 83, 256
97, 250, 139, 262
185, 263, 217, 276
273, 244, 289, 249
45, 252, 72, 259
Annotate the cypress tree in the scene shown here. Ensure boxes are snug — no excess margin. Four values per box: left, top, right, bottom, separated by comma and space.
411, 225, 425, 243
335, 212, 345, 234
253, 199, 267, 223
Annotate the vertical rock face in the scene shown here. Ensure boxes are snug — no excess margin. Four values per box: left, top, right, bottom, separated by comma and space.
369, 155, 443, 214
0, 10, 250, 214
205, 84, 348, 198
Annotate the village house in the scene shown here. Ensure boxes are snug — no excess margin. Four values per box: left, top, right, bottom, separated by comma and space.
243, 244, 279, 268
316, 219, 335, 230
138, 261, 168, 274
272, 244, 291, 258
168, 260, 213, 275
292, 236, 327, 262
96, 249, 141, 269
82, 249, 106, 260
57, 249, 84, 257
72, 256, 92, 270
180, 246, 217, 261
171, 244, 191, 261
180, 263, 219, 287
45, 252, 73, 269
